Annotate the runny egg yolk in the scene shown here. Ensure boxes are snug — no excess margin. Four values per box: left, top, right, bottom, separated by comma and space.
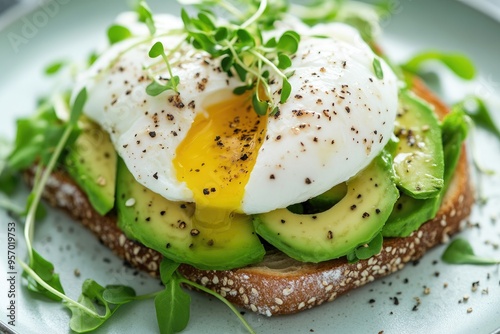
173, 94, 267, 224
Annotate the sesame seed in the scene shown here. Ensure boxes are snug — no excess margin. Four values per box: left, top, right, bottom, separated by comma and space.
132, 246, 140, 255
125, 198, 136, 207
94, 174, 106, 186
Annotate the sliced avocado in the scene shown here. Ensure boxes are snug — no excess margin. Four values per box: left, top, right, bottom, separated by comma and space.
393, 90, 444, 199
116, 159, 265, 270
383, 109, 469, 237
287, 182, 347, 214
308, 182, 347, 211
64, 118, 116, 215
382, 194, 440, 237
253, 151, 399, 263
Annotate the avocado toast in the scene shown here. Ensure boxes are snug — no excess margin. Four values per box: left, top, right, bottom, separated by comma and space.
4, 0, 480, 332
25, 76, 473, 315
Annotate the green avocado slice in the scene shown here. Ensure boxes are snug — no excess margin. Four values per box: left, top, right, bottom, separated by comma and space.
382, 109, 469, 237
116, 158, 265, 270
64, 118, 116, 215
393, 90, 444, 199
253, 151, 399, 263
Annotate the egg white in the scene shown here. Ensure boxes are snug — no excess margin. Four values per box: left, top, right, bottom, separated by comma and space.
75, 14, 398, 214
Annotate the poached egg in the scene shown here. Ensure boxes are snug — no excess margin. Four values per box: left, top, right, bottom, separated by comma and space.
76, 14, 398, 219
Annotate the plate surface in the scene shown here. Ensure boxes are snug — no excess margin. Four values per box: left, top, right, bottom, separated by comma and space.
1, 0, 500, 333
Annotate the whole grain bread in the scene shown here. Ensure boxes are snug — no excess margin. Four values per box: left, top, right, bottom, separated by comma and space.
26, 79, 474, 316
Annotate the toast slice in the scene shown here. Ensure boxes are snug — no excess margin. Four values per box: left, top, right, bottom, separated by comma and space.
25, 79, 474, 316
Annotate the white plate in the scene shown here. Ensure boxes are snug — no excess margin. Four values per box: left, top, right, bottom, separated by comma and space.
1, 0, 500, 333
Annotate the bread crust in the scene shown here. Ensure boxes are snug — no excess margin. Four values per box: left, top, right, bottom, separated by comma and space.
25, 80, 474, 316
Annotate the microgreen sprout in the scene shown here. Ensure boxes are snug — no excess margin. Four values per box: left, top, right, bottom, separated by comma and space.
20, 259, 161, 333
184, 0, 298, 115
44, 60, 68, 76
402, 50, 476, 80
453, 96, 500, 141
140, 0, 298, 115
442, 238, 500, 265
20, 88, 86, 303
137, 0, 156, 35
156, 258, 256, 334
372, 57, 384, 79
146, 41, 181, 95
24, 88, 86, 262
107, 24, 133, 45
13, 88, 167, 332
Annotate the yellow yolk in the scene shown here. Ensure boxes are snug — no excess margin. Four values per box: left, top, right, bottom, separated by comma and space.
173, 95, 267, 224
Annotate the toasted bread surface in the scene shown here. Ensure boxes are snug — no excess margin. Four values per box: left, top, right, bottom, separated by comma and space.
25, 79, 474, 315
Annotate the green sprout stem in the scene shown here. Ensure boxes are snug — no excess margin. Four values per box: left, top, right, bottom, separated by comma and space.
19, 259, 101, 317
240, 0, 267, 29
254, 60, 273, 107
218, 0, 245, 20
178, 277, 256, 334
21, 258, 164, 318
250, 49, 289, 108
224, 41, 263, 83
95, 30, 184, 82
143, 38, 186, 72
23, 99, 73, 263
250, 49, 288, 81
159, 51, 177, 89
135, 290, 162, 300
